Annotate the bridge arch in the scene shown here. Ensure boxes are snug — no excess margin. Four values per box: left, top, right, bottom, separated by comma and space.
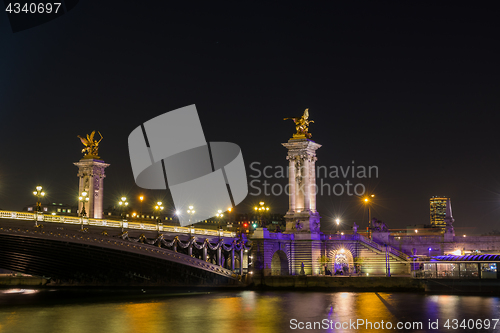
271, 250, 289, 276
0, 227, 240, 285
327, 244, 355, 275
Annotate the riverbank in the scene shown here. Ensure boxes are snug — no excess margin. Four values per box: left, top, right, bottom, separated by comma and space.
253, 275, 425, 291
3, 275, 500, 295
250, 275, 500, 294
0, 275, 49, 286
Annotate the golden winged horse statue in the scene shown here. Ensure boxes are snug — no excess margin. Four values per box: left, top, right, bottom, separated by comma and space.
77, 131, 103, 158
284, 108, 314, 139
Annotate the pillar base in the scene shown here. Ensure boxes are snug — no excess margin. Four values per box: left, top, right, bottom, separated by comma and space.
284, 210, 321, 233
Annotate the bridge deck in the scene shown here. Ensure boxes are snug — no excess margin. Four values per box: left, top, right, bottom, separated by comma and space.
0, 218, 242, 286
0, 210, 236, 238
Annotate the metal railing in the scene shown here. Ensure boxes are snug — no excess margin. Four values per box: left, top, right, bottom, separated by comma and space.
0, 210, 236, 238
413, 271, 479, 279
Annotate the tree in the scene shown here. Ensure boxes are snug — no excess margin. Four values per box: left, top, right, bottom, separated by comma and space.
354, 257, 364, 275
317, 255, 331, 274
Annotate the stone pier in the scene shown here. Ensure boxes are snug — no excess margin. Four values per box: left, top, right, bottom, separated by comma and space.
74, 158, 109, 219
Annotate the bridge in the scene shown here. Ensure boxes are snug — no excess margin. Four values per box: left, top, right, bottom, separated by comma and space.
0, 211, 251, 286
251, 228, 500, 277
250, 229, 411, 277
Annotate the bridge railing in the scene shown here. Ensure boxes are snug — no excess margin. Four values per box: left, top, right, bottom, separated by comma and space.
324, 234, 358, 241
354, 233, 409, 261
322, 232, 409, 260
0, 210, 236, 238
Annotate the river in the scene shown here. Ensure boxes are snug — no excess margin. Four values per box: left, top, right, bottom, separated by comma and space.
1, 289, 499, 332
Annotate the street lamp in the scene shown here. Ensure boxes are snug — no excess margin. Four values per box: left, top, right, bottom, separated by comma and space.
216, 209, 224, 233
362, 194, 375, 238
139, 195, 144, 218
187, 205, 195, 228
79, 191, 89, 217
335, 218, 340, 235
32, 185, 45, 226
118, 197, 128, 219
79, 191, 89, 230
155, 201, 164, 233
33, 185, 45, 213
254, 201, 269, 227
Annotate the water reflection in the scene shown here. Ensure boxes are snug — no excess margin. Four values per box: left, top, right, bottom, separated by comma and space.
1, 291, 500, 333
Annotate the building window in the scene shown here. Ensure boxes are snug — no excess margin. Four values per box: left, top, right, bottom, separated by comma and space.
43, 207, 48, 212
57, 208, 61, 212
27, 207, 33, 211
62, 209, 66, 213
67, 209, 71, 213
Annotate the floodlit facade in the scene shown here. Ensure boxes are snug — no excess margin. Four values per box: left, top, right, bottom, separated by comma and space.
430, 196, 448, 227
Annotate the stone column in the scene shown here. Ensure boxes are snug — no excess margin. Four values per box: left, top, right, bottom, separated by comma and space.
282, 139, 321, 233
287, 156, 296, 212
74, 158, 110, 219
303, 157, 310, 211
310, 157, 317, 212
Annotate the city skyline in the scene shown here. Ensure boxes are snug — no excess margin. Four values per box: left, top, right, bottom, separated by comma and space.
1, 2, 500, 235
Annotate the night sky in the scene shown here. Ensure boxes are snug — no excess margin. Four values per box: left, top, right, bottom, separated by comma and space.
1, 2, 499, 235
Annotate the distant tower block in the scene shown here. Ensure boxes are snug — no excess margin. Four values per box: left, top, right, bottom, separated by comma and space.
282, 139, 321, 233
74, 158, 109, 219
430, 196, 448, 227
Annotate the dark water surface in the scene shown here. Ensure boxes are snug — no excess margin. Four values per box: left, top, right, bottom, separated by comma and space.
1, 289, 500, 332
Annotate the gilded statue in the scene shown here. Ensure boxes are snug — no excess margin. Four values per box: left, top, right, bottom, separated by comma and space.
284, 108, 314, 139
78, 131, 103, 158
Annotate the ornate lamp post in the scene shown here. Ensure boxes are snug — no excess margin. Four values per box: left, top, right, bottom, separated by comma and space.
33, 185, 45, 226
216, 210, 224, 229
187, 205, 195, 231
139, 195, 144, 218
226, 207, 235, 232
216, 209, 224, 238
155, 201, 164, 233
79, 191, 89, 217
175, 210, 181, 225
79, 191, 89, 230
118, 196, 128, 219
253, 201, 269, 228
33, 185, 45, 213
363, 194, 375, 238
335, 218, 340, 235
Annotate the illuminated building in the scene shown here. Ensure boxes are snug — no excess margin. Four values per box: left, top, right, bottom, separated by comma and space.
430, 196, 449, 227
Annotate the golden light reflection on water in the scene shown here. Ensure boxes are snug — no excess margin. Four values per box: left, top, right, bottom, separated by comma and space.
1, 291, 500, 333
118, 301, 166, 332
326, 292, 398, 333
